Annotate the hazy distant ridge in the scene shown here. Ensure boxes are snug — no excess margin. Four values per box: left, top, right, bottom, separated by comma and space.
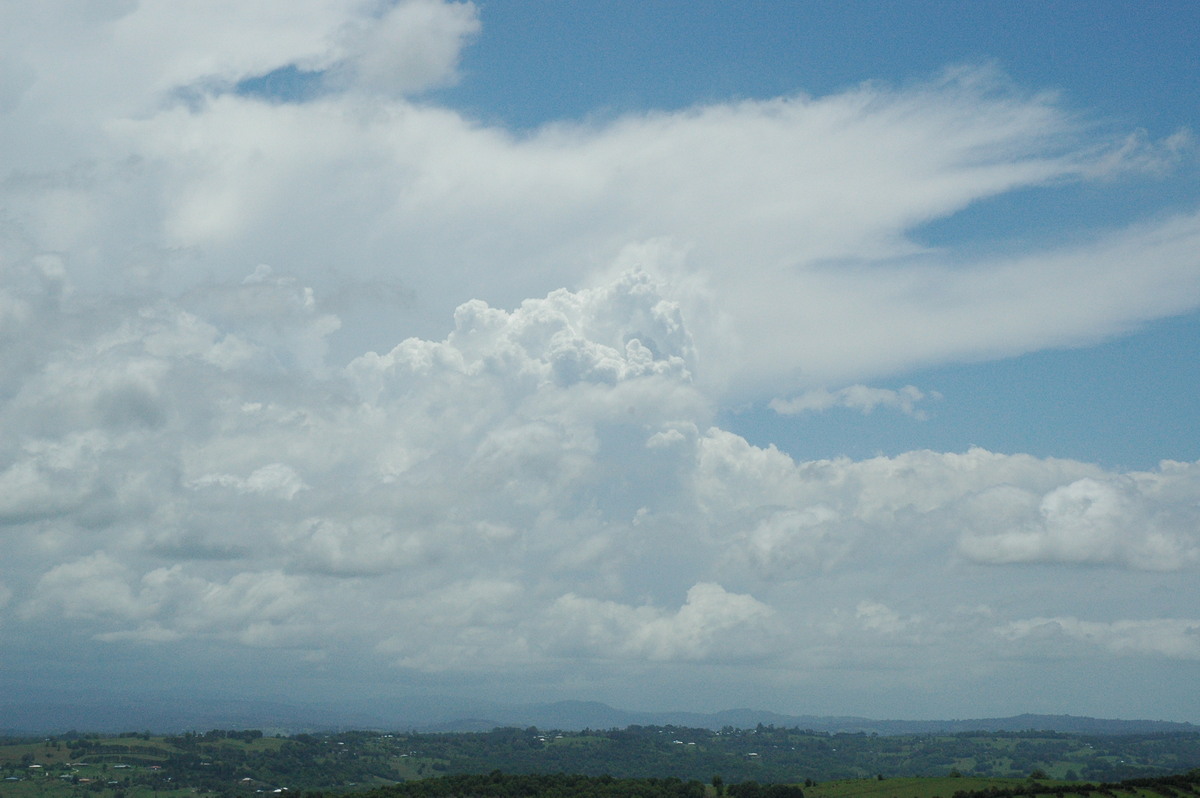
446, 700, 1198, 736
2, 696, 1194, 736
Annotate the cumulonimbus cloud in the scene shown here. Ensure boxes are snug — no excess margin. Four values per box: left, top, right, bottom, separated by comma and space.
2, 1, 1199, 710
3, 2, 1197, 397
5, 265, 1199, 678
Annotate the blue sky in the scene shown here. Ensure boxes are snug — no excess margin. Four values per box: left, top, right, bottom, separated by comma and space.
725, 310, 1200, 471
437, 2, 1199, 128
480, 3, 1194, 124
1, 1, 1199, 728
439, 0, 1200, 472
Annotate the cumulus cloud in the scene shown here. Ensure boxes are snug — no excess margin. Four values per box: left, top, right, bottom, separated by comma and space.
4, 263, 1198, 681
732, 506, 848, 576
0, 251, 1195, 726
856, 601, 921, 636
693, 441, 1200, 578
958, 473, 1200, 571
23, 552, 144, 622
24, 552, 317, 647
546, 583, 777, 663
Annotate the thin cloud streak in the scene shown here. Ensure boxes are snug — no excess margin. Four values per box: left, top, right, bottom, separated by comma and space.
770, 385, 937, 418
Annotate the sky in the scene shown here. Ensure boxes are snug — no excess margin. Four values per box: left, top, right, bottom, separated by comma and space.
2, 0, 1200, 726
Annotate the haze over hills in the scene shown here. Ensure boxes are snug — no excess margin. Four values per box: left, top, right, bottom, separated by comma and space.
2, 695, 1195, 737
416, 701, 1200, 736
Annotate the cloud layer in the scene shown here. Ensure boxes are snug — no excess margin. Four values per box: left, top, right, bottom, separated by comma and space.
2, 1, 1199, 719
5, 261, 1200, 711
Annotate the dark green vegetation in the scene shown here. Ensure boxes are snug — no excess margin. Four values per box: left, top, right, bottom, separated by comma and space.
0, 726, 1197, 798
345, 771, 1200, 798
805, 772, 1200, 798
354, 771, 804, 798
349, 769, 1200, 798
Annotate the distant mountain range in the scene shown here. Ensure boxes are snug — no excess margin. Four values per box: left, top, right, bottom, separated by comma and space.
419, 700, 1199, 736
1, 695, 1195, 737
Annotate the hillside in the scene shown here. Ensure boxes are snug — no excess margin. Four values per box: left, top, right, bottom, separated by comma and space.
2, 725, 1199, 796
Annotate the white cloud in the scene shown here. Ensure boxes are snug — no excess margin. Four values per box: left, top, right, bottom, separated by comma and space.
547, 583, 777, 663
732, 506, 847, 576
959, 474, 1200, 571
22, 552, 143, 622
856, 600, 920, 636
333, 0, 480, 97
0, 1, 473, 118
284, 515, 428, 576
770, 384, 938, 418
4, 7, 1197, 395
998, 617, 1200, 660
0, 433, 110, 523
188, 463, 308, 499
25, 555, 317, 647
3, 262, 1199, 684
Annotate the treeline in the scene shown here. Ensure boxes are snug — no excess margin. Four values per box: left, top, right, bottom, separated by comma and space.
165, 729, 266, 744
348, 771, 804, 798
953, 770, 1200, 798
321, 768, 1200, 798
